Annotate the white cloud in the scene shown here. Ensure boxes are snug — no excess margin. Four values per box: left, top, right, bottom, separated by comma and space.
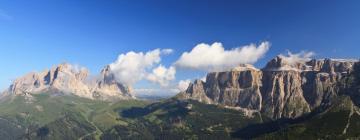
161, 49, 174, 55
177, 79, 191, 91
279, 51, 315, 65
175, 41, 270, 71
109, 49, 175, 85
67, 63, 87, 74
109, 49, 161, 85
146, 65, 176, 87
109, 41, 270, 92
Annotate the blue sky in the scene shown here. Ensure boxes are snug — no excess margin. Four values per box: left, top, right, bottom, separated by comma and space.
0, 0, 360, 90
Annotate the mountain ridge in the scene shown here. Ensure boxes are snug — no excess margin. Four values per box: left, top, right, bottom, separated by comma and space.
5, 63, 134, 101
179, 56, 359, 119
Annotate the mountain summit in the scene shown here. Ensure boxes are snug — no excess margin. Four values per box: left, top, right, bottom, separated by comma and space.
6, 63, 134, 100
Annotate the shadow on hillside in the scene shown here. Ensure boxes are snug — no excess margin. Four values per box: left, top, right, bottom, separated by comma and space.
231, 109, 321, 139
120, 100, 190, 119
120, 107, 152, 118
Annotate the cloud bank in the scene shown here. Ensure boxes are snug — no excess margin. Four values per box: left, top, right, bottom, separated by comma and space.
175, 41, 270, 71
146, 65, 176, 87
109, 41, 271, 92
109, 49, 175, 86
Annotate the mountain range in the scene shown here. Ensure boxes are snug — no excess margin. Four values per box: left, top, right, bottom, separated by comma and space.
0, 55, 359, 139
4, 63, 134, 101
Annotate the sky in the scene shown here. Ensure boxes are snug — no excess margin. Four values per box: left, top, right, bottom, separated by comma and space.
0, 0, 360, 93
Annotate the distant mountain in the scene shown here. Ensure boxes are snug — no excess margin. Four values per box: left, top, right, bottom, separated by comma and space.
4, 63, 134, 101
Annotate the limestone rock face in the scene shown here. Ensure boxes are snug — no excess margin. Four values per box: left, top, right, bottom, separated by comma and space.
300, 59, 355, 109
181, 57, 358, 119
180, 79, 212, 104
8, 63, 134, 100
261, 70, 310, 119
205, 64, 262, 110
180, 64, 262, 111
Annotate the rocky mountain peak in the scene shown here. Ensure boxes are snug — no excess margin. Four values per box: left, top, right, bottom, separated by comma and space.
180, 56, 358, 119
265, 55, 285, 68
99, 65, 115, 84
7, 63, 134, 101
182, 79, 212, 104
93, 65, 134, 99
319, 58, 356, 73
55, 63, 71, 71
185, 79, 205, 94
100, 65, 111, 75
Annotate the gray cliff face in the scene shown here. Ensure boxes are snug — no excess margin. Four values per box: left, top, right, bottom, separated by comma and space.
261, 70, 310, 119
181, 57, 358, 119
204, 65, 262, 110
300, 59, 355, 109
179, 64, 262, 111
183, 79, 212, 104
301, 71, 338, 110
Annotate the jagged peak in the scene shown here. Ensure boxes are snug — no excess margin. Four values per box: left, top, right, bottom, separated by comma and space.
100, 65, 111, 74
7, 63, 134, 100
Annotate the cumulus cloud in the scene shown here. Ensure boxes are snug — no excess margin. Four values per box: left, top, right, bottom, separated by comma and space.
177, 79, 191, 91
146, 65, 176, 87
110, 41, 270, 91
175, 41, 270, 71
109, 49, 175, 86
279, 51, 315, 65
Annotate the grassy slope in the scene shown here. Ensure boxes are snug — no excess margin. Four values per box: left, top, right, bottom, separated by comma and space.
1, 93, 359, 140
0, 93, 148, 140
101, 99, 263, 140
